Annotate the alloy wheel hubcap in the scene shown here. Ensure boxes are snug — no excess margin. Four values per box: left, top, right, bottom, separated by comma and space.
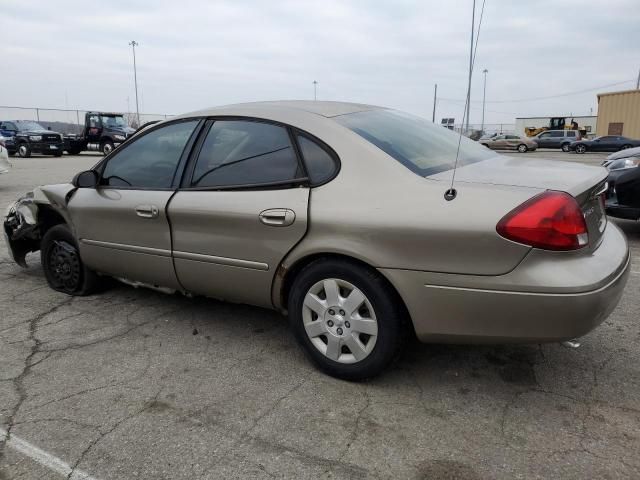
302, 278, 378, 364
19, 146, 27, 156
103, 144, 113, 154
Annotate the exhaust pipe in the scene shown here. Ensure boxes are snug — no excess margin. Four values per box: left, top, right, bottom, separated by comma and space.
561, 339, 581, 349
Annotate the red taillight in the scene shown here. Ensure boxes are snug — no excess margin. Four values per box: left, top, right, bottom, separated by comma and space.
497, 191, 588, 251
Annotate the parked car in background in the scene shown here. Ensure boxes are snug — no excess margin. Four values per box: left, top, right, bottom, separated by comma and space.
0, 120, 64, 157
3, 101, 629, 379
480, 134, 537, 152
0, 136, 12, 174
569, 135, 640, 154
532, 129, 581, 151
602, 146, 640, 220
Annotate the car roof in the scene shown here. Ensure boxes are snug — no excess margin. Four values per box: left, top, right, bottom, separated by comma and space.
176, 100, 381, 120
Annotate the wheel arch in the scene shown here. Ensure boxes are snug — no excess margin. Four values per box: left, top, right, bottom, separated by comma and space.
274, 252, 412, 330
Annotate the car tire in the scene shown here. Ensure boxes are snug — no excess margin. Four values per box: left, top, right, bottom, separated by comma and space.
17, 143, 31, 158
621, 144, 632, 150
53, 152, 63, 157
67, 148, 82, 155
101, 140, 115, 156
517, 144, 528, 153
575, 144, 587, 154
41, 224, 102, 296
288, 258, 407, 380
561, 143, 571, 152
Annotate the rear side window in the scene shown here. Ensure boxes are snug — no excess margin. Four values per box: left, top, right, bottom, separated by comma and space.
296, 134, 338, 184
101, 120, 198, 188
566, 131, 576, 137
191, 120, 301, 188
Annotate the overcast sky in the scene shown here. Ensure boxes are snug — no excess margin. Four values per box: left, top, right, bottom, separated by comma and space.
1, 0, 638, 125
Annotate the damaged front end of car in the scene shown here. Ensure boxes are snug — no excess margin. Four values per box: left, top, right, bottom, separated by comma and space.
4, 192, 42, 267
4, 185, 76, 267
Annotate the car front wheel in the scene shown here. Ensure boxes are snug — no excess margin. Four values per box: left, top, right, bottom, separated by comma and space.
17, 144, 31, 158
41, 224, 102, 295
575, 144, 587, 154
517, 144, 528, 153
288, 258, 406, 380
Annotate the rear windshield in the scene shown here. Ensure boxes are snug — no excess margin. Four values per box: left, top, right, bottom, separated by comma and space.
334, 109, 496, 177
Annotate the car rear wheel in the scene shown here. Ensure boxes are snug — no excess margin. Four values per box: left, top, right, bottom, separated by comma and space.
621, 144, 632, 150
53, 152, 63, 157
41, 224, 102, 296
561, 143, 571, 152
288, 258, 406, 380
17, 144, 31, 158
575, 144, 587, 154
517, 144, 528, 153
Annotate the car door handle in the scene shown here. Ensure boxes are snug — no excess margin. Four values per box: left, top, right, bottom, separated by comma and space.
135, 205, 159, 219
259, 208, 295, 227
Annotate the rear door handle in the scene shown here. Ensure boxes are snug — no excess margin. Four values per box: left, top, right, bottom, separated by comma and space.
135, 205, 159, 219
259, 208, 295, 227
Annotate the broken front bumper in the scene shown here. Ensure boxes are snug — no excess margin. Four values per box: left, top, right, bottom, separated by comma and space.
4, 194, 41, 267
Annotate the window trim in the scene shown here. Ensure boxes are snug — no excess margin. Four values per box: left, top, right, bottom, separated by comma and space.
180, 116, 315, 191
94, 117, 204, 191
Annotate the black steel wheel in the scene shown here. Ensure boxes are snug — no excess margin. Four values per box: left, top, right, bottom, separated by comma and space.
41, 224, 102, 295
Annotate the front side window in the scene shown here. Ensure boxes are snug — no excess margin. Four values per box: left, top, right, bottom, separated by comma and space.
335, 109, 495, 177
101, 120, 198, 188
296, 134, 338, 184
191, 120, 301, 188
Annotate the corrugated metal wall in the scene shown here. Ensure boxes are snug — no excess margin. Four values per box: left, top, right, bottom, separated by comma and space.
596, 90, 640, 138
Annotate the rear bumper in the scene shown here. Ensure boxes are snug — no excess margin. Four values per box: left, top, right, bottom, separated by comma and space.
381, 223, 630, 343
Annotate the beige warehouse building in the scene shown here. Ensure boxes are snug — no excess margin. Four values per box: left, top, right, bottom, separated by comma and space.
596, 89, 640, 138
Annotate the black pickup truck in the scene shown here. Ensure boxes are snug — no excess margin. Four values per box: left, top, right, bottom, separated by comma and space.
0, 120, 64, 157
64, 112, 135, 155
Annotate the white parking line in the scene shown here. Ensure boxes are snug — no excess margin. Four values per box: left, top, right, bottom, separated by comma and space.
0, 428, 98, 480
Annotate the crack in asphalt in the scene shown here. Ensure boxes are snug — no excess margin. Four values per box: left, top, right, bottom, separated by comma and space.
0, 297, 74, 462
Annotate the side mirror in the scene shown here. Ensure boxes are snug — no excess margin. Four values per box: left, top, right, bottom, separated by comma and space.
72, 170, 99, 188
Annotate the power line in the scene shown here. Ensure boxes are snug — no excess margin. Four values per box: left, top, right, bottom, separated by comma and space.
441, 79, 636, 104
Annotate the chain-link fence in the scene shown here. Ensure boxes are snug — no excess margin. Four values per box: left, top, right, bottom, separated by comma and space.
0, 106, 173, 134
450, 123, 516, 138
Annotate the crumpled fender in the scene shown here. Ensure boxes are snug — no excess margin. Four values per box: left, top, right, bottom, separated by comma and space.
3, 184, 76, 267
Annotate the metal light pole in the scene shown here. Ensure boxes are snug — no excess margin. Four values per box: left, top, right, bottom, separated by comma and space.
432, 84, 438, 122
481, 69, 488, 133
129, 40, 140, 127
636, 67, 640, 89
313, 80, 318, 101
464, 0, 476, 134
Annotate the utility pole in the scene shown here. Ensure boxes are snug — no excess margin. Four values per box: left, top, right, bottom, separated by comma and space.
636, 67, 640, 89
313, 80, 318, 101
129, 40, 140, 127
465, 0, 476, 135
432, 84, 438, 122
481, 69, 488, 133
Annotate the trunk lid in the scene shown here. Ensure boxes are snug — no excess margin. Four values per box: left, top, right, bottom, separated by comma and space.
431, 156, 609, 250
